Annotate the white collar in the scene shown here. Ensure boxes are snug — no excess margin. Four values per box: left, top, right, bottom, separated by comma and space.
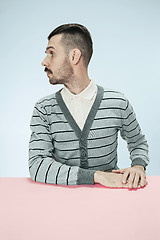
62, 80, 97, 100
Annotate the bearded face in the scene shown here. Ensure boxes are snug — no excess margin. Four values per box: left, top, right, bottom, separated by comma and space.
45, 57, 74, 85
42, 34, 75, 86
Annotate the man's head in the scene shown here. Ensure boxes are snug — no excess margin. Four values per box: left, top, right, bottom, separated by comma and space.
48, 23, 93, 67
41, 23, 93, 85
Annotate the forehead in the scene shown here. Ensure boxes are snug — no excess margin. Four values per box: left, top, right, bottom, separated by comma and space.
46, 34, 63, 50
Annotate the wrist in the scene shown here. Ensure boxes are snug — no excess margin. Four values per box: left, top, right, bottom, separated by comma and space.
94, 171, 102, 183
94, 170, 109, 183
132, 165, 145, 171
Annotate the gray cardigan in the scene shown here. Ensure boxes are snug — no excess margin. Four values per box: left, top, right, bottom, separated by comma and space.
28, 85, 149, 185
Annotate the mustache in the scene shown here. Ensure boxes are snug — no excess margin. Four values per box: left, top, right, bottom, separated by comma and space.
44, 67, 52, 73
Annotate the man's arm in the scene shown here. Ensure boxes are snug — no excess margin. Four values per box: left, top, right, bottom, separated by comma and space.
120, 99, 149, 169
28, 102, 96, 185
112, 98, 149, 188
93, 98, 149, 189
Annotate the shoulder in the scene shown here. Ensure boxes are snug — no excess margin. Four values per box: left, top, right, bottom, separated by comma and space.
32, 91, 61, 116
100, 86, 128, 109
102, 87, 125, 99
35, 91, 59, 108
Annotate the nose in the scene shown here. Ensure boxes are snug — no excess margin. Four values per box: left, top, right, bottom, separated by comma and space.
41, 56, 49, 67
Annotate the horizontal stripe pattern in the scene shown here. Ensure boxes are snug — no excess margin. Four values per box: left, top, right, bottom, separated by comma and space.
28, 88, 149, 186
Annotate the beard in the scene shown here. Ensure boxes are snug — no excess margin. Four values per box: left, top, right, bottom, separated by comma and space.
47, 58, 74, 85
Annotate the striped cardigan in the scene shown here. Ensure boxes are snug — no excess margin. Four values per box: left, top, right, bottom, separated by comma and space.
28, 85, 149, 185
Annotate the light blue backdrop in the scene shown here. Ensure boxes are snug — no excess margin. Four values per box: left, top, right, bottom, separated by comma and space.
0, 0, 159, 177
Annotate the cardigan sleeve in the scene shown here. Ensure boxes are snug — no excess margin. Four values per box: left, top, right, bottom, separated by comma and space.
28, 102, 96, 185
119, 99, 149, 170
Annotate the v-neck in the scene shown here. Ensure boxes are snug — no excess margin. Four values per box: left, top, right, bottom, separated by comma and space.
55, 85, 104, 140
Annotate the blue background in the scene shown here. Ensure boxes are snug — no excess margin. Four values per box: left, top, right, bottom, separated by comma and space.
0, 0, 159, 177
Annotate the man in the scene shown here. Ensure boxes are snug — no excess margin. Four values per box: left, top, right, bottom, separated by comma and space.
29, 23, 149, 189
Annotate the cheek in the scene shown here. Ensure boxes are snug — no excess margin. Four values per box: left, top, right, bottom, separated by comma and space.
50, 56, 60, 66
50, 54, 66, 71
49, 58, 57, 71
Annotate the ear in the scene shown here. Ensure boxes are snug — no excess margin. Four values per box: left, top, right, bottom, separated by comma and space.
69, 49, 82, 65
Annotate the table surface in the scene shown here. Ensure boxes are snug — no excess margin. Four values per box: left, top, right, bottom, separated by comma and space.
0, 176, 160, 240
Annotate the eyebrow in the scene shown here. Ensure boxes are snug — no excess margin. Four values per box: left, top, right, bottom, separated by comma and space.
45, 46, 55, 53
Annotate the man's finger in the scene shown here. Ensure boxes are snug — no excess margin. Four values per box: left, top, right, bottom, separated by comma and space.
127, 172, 136, 188
122, 171, 130, 184
140, 174, 146, 187
132, 173, 140, 188
112, 170, 122, 174
112, 169, 125, 174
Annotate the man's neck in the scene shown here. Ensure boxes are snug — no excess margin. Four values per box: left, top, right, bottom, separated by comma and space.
64, 77, 91, 95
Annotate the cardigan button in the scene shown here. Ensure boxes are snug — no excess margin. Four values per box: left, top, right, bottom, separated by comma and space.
81, 151, 86, 157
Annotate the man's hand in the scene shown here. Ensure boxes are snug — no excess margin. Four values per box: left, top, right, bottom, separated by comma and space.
112, 165, 147, 189
94, 171, 131, 188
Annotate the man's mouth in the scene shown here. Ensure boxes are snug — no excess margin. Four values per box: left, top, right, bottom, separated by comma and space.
44, 68, 52, 74
47, 71, 51, 76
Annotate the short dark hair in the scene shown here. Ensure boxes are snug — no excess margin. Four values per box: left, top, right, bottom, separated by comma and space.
48, 23, 93, 67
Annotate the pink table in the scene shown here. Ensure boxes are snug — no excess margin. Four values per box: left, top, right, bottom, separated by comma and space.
0, 177, 160, 240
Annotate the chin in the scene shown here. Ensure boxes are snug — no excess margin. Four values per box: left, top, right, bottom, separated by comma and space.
49, 79, 57, 85
49, 78, 60, 85
49, 77, 67, 85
